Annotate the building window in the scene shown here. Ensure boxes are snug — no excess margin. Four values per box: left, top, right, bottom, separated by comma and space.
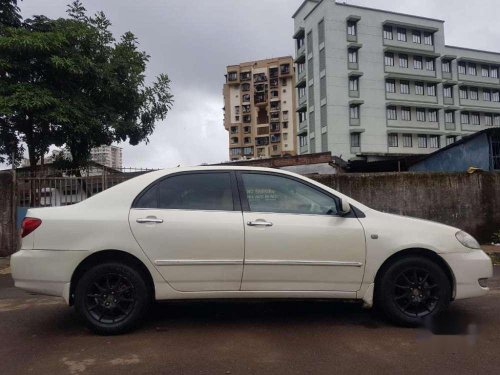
427, 84, 436, 96
348, 48, 358, 63
383, 25, 393, 40
428, 109, 438, 122
349, 77, 359, 91
243, 126, 251, 133
388, 133, 398, 147
399, 54, 408, 68
458, 62, 467, 75
482, 66, 490, 77
470, 88, 479, 100
415, 82, 424, 95
446, 136, 456, 146
387, 106, 397, 120
442, 61, 451, 73
384, 52, 394, 66
495, 115, 500, 126
418, 135, 427, 148
401, 107, 411, 121
493, 91, 500, 102
244, 137, 251, 144
429, 135, 440, 149
485, 114, 493, 126
230, 148, 241, 156
491, 67, 499, 78
347, 20, 357, 36
400, 81, 410, 94
423, 32, 433, 45
426, 58, 435, 71
306, 31, 313, 54
443, 86, 453, 98
468, 64, 477, 76
461, 112, 470, 124
471, 112, 480, 125
350, 133, 360, 147
484, 90, 491, 101
298, 111, 307, 123
299, 134, 308, 147
459, 87, 468, 99
350, 105, 360, 119
416, 108, 426, 122
397, 28, 407, 42
414, 56, 423, 70
403, 134, 413, 147
385, 79, 396, 93
445, 111, 454, 124
412, 31, 421, 44
318, 19, 325, 45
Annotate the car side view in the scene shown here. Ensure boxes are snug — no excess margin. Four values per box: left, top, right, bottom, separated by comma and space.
11, 166, 493, 334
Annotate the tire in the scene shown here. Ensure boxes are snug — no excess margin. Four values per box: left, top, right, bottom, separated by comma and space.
375, 256, 452, 327
74, 262, 151, 335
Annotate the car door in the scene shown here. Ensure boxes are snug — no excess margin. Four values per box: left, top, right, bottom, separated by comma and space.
129, 171, 245, 292
237, 171, 366, 292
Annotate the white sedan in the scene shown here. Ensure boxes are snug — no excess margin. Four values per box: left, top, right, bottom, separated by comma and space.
11, 167, 493, 334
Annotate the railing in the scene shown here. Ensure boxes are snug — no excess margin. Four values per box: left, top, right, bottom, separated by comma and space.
17, 167, 159, 208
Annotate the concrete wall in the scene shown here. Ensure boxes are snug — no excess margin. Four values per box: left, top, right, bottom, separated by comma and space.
0, 171, 16, 257
312, 172, 500, 242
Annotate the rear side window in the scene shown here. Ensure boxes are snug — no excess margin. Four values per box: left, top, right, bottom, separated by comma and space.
134, 173, 234, 211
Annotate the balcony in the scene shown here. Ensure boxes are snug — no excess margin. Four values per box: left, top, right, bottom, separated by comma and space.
240, 71, 251, 81
280, 64, 292, 76
227, 71, 239, 83
270, 78, 279, 88
270, 122, 281, 132
269, 68, 279, 79
256, 126, 269, 136
458, 71, 500, 85
254, 94, 268, 106
255, 137, 270, 146
296, 69, 306, 86
255, 83, 267, 93
242, 115, 251, 123
242, 105, 251, 114
253, 73, 267, 83
271, 134, 281, 143
298, 94, 307, 107
241, 83, 250, 92
242, 94, 251, 103
270, 102, 281, 112
270, 112, 280, 121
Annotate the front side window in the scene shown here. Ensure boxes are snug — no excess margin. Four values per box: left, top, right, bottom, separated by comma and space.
493, 91, 500, 102
134, 173, 234, 211
482, 66, 490, 77
348, 49, 358, 63
458, 62, 467, 75
428, 109, 438, 122
485, 114, 493, 126
427, 84, 436, 96
445, 111, 454, 123
399, 54, 408, 68
443, 86, 453, 98
397, 28, 407, 42
387, 106, 397, 120
415, 82, 424, 95
461, 112, 470, 124
459, 87, 468, 99
241, 173, 339, 216
401, 107, 411, 121
349, 77, 359, 91
471, 113, 480, 125
347, 21, 357, 36
429, 135, 440, 149
412, 31, 421, 44
491, 67, 499, 78
385, 52, 394, 66
470, 88, 479, 100
400, 81, 410, 94
351, 133, 360, 147
423, 32, 433, 45
426, 58, 435, 71
446, 136, 456, 146
403, 134, 413, 147
442, 61, 451, 73
386, 79, 396, 93
468, 64, 477, 76
416, 108, 426, 122
418, 135, 427, 148
388, 133, 398, 147
484, 90, 492, 101
350, 105, 360, 119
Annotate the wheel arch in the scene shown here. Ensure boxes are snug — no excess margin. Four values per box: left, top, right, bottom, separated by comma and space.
69, 250, 156, 305
374, 248, 456, 300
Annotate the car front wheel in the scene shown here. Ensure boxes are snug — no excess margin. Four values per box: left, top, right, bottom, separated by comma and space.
75, 262, 151, 334
376, 256, 452, 326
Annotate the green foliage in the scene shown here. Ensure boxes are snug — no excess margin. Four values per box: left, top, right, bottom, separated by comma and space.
0, 0, 173, 170
492, 230, 500, 244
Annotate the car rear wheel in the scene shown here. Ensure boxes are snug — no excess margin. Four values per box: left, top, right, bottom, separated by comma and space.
75, 262, 151, 334
376, 256, 452, 326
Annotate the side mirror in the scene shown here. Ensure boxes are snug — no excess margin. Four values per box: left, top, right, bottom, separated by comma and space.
339, 199, 351, 216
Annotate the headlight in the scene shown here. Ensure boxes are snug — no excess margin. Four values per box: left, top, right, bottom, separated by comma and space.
455, 231, 481, 249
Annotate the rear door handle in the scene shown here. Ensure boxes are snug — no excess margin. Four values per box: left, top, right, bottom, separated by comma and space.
247, 220, 273, 227
136, 218, 164, 224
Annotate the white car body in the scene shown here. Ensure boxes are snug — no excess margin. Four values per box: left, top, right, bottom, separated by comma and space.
11, 166, 492, 310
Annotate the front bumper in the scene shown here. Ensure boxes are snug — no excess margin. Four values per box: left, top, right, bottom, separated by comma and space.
11, 249, 89, 304
441, 249, 493, 300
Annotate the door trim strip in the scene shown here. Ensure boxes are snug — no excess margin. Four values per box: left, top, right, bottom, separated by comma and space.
155, 260, 243, 266
244, 260, 363, 267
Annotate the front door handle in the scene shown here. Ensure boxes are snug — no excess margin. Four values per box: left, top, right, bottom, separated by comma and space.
247, 220, 273, 227
136, 217, 164, 224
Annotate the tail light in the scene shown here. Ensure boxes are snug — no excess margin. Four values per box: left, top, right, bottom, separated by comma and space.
21, 217, 42, 238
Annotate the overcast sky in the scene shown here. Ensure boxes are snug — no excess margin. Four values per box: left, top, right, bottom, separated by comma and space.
14, 0, 500, 168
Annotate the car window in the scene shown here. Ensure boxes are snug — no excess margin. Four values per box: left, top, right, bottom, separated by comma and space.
241, 173, 338, 215
134, 173, 234, 211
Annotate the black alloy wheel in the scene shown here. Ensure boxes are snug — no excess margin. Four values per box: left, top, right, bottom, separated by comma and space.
75, 262, 150, 334
376, 256, 452, 326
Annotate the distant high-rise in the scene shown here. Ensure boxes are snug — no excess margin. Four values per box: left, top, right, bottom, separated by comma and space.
223, 57, 297, 160
90, 145, 123, 169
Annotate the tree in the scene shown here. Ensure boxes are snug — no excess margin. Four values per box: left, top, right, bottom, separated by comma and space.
0, 0, 173, 172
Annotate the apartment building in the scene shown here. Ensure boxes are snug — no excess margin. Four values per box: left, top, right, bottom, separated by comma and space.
90, 145, 123, 169
293, 0, 500, 161
223, 57, 297, 160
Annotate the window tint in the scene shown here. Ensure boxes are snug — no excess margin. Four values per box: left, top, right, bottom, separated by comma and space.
242, 173, 338, 215
135, 173, 234, 211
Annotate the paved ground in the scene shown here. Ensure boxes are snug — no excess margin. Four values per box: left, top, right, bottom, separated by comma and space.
0, 262, 499, 375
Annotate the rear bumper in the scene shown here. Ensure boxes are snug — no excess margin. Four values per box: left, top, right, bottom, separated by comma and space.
11, 249, 89, 304
441, 250, 493, 300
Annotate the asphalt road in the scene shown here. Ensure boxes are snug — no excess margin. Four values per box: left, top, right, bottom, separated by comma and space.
0, 263, 499, 375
